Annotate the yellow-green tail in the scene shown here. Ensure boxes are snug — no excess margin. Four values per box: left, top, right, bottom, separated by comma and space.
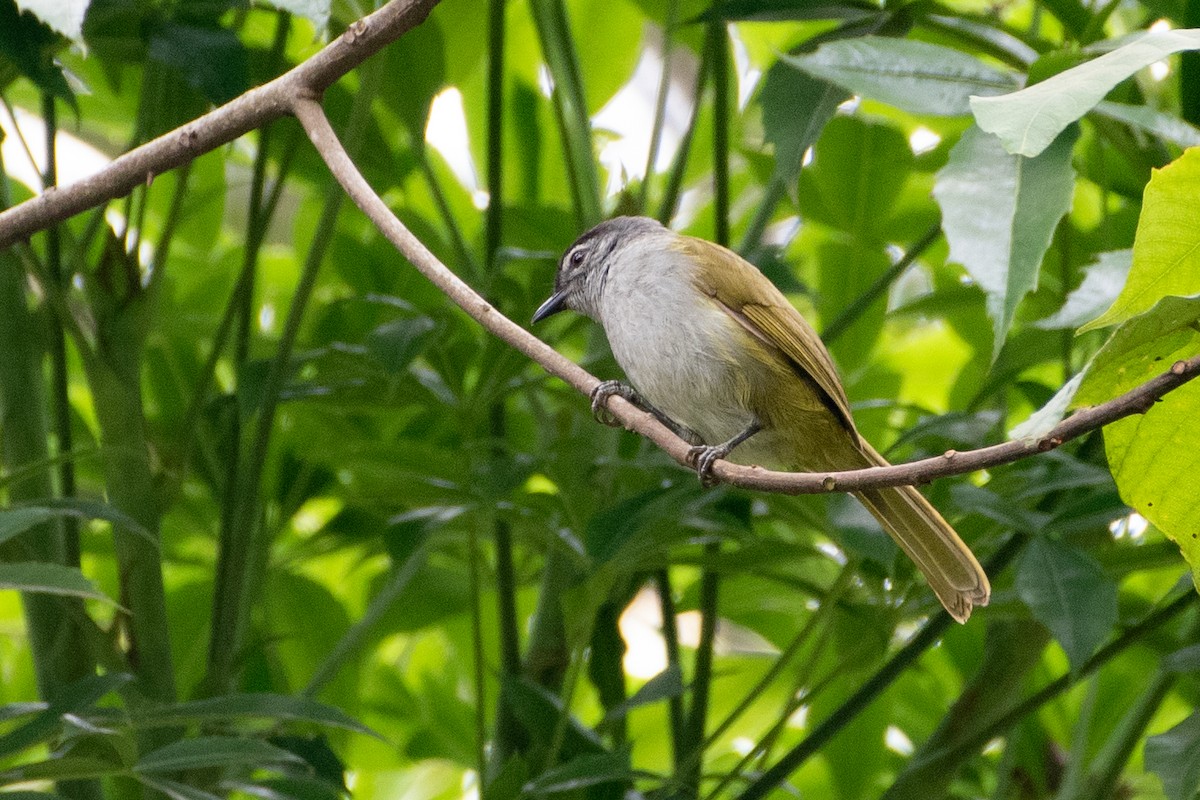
853, 443, 990, 622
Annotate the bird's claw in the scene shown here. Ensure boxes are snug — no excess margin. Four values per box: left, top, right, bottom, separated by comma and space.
687, 444, 729, 488
590, 380, 629, 427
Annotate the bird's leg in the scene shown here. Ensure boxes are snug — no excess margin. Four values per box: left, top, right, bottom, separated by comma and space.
590, 381, 702, 444
687, 420, 762, 488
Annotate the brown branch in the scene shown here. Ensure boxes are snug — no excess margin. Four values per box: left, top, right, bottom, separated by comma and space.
290, 97, 1200, 495
0, 0, 441, 250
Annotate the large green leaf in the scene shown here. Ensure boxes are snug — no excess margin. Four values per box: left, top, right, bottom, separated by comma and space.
0, 499, 158, 548
782, 36, 1017, 116
0, 673, 131, 759
1076, 296, 1200, 585
378, 12, 445, 136
798, 115, 914, 243
933, 125, 1078, 357
0, 0, 73, 102
0, 508, 60, 548
0, 562, 114, 603
523, 749, 634, 795
1015, 537, 1117, 670
971, 30, 1200, 157
134, 737, 304, 773
136, 776, 224, 800
101, 694, 378, 738
707, 0, 879, 21
1094, 101, 1200, 148
0, 757, 120, 785
1034, 249, 1132, 330
760, 59, 846, 183
147, 22, 248, 106
599, 665, 683, 726
1145, 712, 1200, 800
1082, 147, 1200, 331
224, 777, 345, 800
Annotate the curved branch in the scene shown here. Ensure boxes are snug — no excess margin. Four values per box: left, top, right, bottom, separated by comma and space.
290, 96, 1200, 495
0, 0, 440, 250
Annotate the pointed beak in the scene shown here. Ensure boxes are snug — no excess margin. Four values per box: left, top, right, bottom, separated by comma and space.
531, 288, 570, 324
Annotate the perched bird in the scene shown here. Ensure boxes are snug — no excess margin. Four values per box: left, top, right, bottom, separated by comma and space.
533, 215, 990, 621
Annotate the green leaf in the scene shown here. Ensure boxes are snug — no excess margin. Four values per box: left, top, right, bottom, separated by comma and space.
147, 22, 248, 106
798, 115, 914, 243
1034, 249, 1132, 330
0, 507, 59, 548
0, 673, 131, 759
1076, 297, 1200, 407
760, 59, 846, 183
1163, 643, 1200, 672
1075, 295, 1200, 582
365, 316, 437, 374
971, 30, 1200, 157
261, 0, 329, 30
1093, 384, 1200, 579
13, 0, 86, 42
705, 0, 879, 22
0, 0, 73, 103
0, 499, 158, 549
1094, 101, 1200, 148
1015, 537, 1117, 670
378, 13, 444, 135
1007, 368, 1086, 440
502, 676, 608, 759
1145, 712, 1200, 800
486, 757, 530, 800
600, 665, 684, 725
136, 776, 224, 800
225, 777, 345, 800
0, 562, 115, 603
1034, 0, 1089, 37
523, 749, 633, 795
1082, 148, 1200, 331
0, 757, 121, 785
933, 125, 1078, 357
108, 694, 378, 739
782, 36, 1017, 116
134, 736, 304, 773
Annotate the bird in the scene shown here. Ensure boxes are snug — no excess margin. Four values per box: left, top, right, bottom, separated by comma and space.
532, 215, 990, 622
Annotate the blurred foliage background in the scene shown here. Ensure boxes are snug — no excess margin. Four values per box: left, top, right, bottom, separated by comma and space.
2, 0, 1200, 798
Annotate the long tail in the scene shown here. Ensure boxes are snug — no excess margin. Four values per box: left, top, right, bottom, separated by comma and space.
852, 442, 990, 622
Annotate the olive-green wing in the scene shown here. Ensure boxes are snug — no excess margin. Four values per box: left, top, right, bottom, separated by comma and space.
674, 236, 856, 431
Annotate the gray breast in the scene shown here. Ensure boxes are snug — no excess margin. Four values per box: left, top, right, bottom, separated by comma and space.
599, 251, 755, 445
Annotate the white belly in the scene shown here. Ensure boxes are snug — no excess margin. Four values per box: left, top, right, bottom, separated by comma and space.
598, 253, 757, 448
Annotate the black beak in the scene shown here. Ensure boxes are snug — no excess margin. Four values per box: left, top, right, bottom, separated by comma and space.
531, 288, 570, 324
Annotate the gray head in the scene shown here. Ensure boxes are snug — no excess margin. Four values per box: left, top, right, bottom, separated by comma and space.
532, 216, 665, 323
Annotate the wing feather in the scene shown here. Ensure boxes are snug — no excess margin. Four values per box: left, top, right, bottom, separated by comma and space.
675, 237, 856, 431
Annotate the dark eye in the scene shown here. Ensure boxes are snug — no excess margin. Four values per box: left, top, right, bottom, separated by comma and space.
570, 249, 586, 267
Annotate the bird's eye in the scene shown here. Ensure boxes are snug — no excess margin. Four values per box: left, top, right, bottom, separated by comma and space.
570, 248, 586, 267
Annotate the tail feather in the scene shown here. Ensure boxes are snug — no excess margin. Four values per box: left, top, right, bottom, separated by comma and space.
853, 443, 990, 622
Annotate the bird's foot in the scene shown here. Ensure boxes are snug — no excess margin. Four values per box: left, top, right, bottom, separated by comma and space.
685, 420, 763, 488
590, 380, 640, 427
687, 443, 732, 488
